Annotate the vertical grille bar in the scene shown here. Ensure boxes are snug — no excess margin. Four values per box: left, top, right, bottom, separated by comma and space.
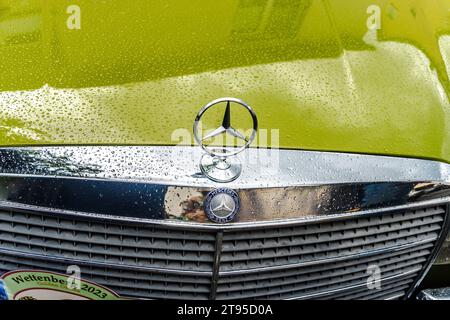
210, 231, 224, 299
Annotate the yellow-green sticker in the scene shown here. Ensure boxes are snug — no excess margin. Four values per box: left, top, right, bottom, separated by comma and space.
1, 269, 121, 300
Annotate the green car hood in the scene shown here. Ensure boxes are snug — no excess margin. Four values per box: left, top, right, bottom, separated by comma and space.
0, 0, 449, 163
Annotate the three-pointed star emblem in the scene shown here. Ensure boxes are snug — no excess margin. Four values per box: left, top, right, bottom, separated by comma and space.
211, 194, 235, 213
202, 101, 248, 142
193, 97, 258, 182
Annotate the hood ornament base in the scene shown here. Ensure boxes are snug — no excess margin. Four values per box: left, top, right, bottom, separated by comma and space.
200, 152, 242, 183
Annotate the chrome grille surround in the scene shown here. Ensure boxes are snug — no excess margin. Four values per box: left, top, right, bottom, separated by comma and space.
0, 146, 449, 300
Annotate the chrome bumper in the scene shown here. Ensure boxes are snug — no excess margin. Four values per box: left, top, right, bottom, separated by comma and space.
417, 287, 450, 300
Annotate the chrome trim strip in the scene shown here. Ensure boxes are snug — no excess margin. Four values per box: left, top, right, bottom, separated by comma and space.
219, 237, 436, 276
0, 197, 448, 230
0, 146, 449, 225
284, 267, 420, 300
0, 146, 448, 188
385, 293, 406, 300
0, 247, 212, 277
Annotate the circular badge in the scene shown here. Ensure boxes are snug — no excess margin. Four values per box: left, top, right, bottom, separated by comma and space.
0, 270, 121, 300
204, 188, 240, 223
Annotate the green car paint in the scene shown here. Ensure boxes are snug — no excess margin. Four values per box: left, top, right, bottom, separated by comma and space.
0, 0, 449, 163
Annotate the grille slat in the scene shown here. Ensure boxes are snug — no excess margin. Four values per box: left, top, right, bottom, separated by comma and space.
222, 211, 443, 251
336, 279, 413, 300
0, 222, 216, 252
222, 208, 444, 242
0, 235, 214, 264
218, 231, 440, 273
0, 210, 216, 273
0, 205, 446, 299
0, 212, 216, 242
218, 243, 433, 283
284, 269, 420, 300
216, 247, 430, 294
0, 252, 212, 284
0, 256, 212, 299
216, 265, 423, 299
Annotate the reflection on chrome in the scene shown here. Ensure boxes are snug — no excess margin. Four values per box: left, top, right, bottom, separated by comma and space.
0, 146, 448, 225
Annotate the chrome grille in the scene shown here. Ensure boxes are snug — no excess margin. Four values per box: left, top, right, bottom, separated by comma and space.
0, 211, 216, 271
0, 205, 447, 299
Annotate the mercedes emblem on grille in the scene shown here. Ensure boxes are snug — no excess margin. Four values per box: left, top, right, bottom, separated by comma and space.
204, 188, 240, 223
193, 97, 258, 183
